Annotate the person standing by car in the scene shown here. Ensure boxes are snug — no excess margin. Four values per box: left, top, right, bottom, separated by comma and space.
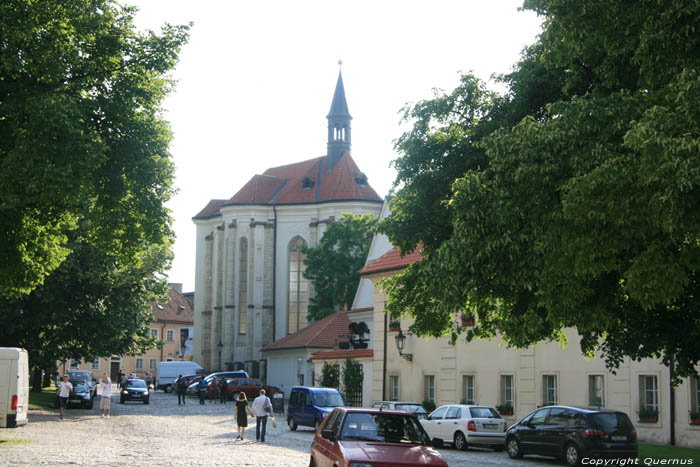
234, 392, 254, 440
219, 377, 227, 404
99, 374, 111, 419
210, 377, 218, 404
145, 371, 152, 389
251, 389, 273, 443
176, 374, 187, 405
198, 377, 206, 405
56, 374, 72, 420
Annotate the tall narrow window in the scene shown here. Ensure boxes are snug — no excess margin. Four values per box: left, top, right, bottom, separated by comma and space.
543, 375, 558, 406
691, 376, 700, 413
91, 357, 100, 370
135, 358, 144, 370
288, 237, 308, 334
588, 375, 605, 407
424, 375, 435, 403
239, 237, 248, 335
639, 375, 658, 411
390, 375, 400, 401
500, 375, 514, 407
462, 375, 475, 404
149, 358, 157, 371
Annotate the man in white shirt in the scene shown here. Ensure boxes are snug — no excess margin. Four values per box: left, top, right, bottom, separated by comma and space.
56, 374, 73, 420
251, 389, 273, 442
99, 374, 111, 419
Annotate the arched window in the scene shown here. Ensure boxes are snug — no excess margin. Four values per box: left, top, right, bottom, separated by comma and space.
288, 236, 308, 334
238, 237, 248, 335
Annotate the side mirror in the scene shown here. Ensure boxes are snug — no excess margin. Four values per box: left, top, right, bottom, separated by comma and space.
432, 438, 444, 448
321, 429, 335, 441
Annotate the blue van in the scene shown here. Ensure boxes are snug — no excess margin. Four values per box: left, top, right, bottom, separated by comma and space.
286, 386, 345, 431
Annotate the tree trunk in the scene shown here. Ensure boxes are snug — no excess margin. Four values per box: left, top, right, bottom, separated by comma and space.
31, 368, 43, 392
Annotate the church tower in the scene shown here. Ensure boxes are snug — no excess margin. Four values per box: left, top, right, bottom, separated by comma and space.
326, 67, 352, 172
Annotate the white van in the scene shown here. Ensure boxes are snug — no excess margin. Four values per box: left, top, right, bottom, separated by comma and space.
156, 361, 203, 392
0, 348, 29, 428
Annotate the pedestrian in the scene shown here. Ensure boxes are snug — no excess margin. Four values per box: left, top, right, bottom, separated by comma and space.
129, 371, 136, 379
117, 370, 123, 389
210, 377, 218, 404
120, 372, 128, 389
219, 377, 227, 404
145, 371, 152, 389
56, 374, 72, 420
198, 377, 206, 405
176, 374, 186, 405
234, 392, 254, 440
251, 389, 273, 443
99, 374, 111, 419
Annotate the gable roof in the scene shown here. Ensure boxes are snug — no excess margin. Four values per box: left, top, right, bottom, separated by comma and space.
358, 246, 423, 276
193, 152, 381, 219
151, 287, 194, 325
262, 311, 351, 352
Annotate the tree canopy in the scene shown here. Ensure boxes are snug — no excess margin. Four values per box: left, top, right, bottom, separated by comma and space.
380, 0, 700, 378
303, 213, 377, 322
0, 0, 189, 369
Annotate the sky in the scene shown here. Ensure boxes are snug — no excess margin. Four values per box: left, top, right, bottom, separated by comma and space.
128, 0, 544, 292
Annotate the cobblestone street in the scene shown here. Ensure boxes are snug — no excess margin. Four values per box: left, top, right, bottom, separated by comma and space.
0, 388, 558, 466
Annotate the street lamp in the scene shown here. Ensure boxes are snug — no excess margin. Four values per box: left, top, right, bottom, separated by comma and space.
394, 328, 412, 361
217, 340, 223, 371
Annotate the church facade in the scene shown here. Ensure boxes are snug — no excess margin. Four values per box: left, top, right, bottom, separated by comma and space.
192, 72, 383, 377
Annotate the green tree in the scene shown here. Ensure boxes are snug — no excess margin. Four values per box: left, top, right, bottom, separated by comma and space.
319, 361, 339, 389
381, 0, 700, 379
0, 0, 189, 298
303, 213, 377, 322
0, 0, 188, 374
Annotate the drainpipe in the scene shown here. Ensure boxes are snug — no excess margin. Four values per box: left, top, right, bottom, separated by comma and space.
382, 302, 387, 401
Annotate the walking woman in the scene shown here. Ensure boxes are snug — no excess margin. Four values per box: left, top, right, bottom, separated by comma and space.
233, 392, 254, 440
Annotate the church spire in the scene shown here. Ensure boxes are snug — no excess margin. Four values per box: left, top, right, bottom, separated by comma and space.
326, 61, 352, 172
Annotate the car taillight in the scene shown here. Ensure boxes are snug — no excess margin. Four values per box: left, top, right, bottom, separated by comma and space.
468, 421, 476, 432
585, 429, 605, 437
11, 395, 18, 411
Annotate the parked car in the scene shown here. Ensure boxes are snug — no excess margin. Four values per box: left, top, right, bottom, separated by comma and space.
120, 379, 150, 404
66, 370, 97, 398
220, 378, 280, 400
156, 361, 204, 392
310, 407, 448, 467
287, 386, 345, 432
421, 404, 506, 451
186, 371, 250, 398
505, 405, 638, 466
372, 401, 429, 420
53, 382, 93, 409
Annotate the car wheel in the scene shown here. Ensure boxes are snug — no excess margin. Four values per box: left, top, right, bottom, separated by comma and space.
507, 437, 523, 459
288, 417, 297, 431
454, 431, 468, 451
165, 385, 173, 393
564, 443, 581, 466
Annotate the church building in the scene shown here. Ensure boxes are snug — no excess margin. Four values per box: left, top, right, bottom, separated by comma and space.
192, 71, 383, 378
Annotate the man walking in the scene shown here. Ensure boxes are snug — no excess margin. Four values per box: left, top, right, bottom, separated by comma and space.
251, 389, 273, 443
99, 374, 111, 419
176, 374, 186, 405
56, 374, 72, 420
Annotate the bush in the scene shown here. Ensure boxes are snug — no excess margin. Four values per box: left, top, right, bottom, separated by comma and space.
422, 400, 436, 412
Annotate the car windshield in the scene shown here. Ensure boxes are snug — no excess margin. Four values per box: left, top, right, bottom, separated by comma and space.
340, 413, 429, 444
469, 407, 501, 419
591, 413, 634, 431
126, 380, 147, 389
395, 404, 427, 414
69, 373, 89, 382
314, 392, 344, 407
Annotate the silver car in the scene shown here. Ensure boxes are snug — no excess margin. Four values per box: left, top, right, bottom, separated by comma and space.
372, 401, 429, 420
421, 404, 506, 451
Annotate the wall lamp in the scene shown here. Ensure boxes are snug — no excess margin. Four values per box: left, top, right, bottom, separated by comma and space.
394, 328, 412, 361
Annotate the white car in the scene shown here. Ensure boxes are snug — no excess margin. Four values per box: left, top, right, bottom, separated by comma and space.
421, 404, 506, 451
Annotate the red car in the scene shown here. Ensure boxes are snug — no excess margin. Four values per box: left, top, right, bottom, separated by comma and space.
205, 377, 279, 400
310, 407, 448, 467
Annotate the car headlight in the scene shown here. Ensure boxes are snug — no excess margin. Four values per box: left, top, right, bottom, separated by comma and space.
144, 391, 149, 395
122, 390, 128, 395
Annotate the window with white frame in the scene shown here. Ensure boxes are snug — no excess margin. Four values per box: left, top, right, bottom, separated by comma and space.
543, 374, 558, 406
166, 329, 174, 341
639, 375, 658, 411
462, 375, 475, 404
135, 358, 144, 370
424, 375, 435, 403
149, 358, 157, 371
500, 375, 514, 407
150, 328, 158, 338
91, 357, 100, 369
390, 375, 400, 401
691, 376, 700, 414
589, 375, 605, 407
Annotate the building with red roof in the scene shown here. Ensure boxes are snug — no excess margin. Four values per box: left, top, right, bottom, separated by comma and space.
192, 70, 383, 376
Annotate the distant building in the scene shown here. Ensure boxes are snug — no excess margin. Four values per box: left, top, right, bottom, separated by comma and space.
61, 284, 194, 383
192, 71, 383, 377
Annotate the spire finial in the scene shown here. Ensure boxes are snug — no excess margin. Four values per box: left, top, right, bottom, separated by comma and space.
338, 59, 343, 69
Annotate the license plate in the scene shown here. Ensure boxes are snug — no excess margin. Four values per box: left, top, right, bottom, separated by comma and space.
132, 393, 141, 397
611, 435, 627, 441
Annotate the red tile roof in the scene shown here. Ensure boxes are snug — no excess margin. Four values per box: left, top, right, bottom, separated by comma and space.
194, 153, 382, 219
262, 311, 351, 351
310, 349, 374, 360
151, 287, 194, 324
358, 247, 423, 276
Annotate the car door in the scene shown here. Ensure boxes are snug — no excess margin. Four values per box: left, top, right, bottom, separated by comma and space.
443, 406, 462, 442
518, 408, 550, 455
312, 410, 340, 467
542, 407, 568, 455
301, 391, 314, 426
422, 406, 448, 440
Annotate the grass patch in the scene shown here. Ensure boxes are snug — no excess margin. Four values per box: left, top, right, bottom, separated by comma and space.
640, 443, 700, 463
0, 439, 31, 446
28, 386, 57, 411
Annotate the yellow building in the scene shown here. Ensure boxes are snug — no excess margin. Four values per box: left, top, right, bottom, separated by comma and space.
60, 285, 194, 384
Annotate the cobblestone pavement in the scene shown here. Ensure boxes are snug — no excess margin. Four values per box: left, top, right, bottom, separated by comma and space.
0, 388, 559, 466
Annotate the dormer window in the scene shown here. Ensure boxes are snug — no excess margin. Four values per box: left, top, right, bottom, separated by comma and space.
302, 176, 315, 189
355, 172, 368, 186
